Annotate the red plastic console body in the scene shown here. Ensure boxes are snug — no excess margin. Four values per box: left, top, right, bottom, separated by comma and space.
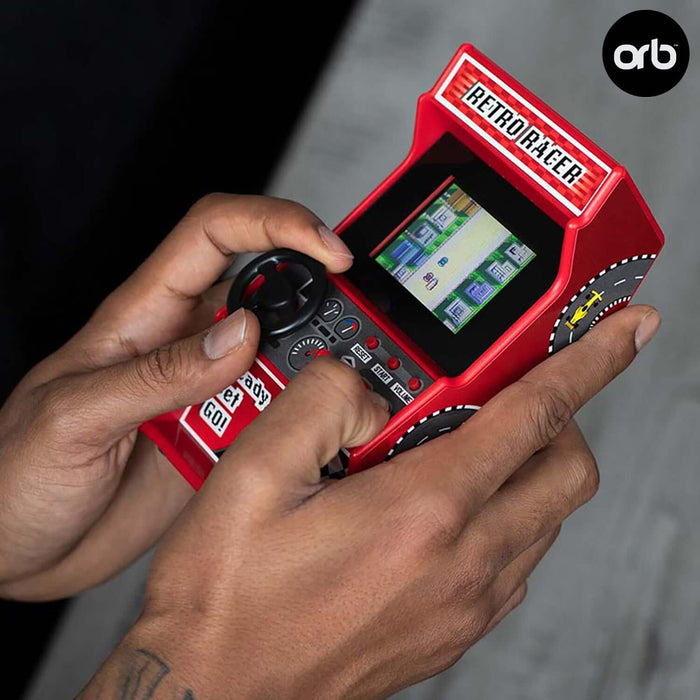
140, 45, 664, 489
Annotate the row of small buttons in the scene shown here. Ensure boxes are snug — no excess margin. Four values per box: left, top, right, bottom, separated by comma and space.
313, 296, 426, 398
363, 336, 422, 392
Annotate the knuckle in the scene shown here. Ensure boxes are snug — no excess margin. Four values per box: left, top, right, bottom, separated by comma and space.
523, 380, 578, 445
260, 198, 320, 241
305, 358, 366, 410
34, 386, 67, 432
189, 192, 228, 215
227, 460, 280, 509
33, 380, 85, 441
460, 559, 493, 599
138, 344, 187, 389
508, 582, 529, 612
456, 605, 493, 645
439, 634, 470, 667
404, 489, 464, 552
295, 358, 370, 445
452, 534, 495, 599
492, 582, 528, 625
566, 446, 600, 504
273, 198, 315, 227
188, 193, 236, 256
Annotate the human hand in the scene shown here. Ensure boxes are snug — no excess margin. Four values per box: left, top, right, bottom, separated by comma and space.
84, 304, 660, 699
0, 194, 354, 600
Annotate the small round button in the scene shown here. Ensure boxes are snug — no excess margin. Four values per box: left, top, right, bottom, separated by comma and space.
319, 299, 342, 323
408, 377, 422, 392
387, 357, 400, 371
366, 336, 379, 350
334, 316, 360, 340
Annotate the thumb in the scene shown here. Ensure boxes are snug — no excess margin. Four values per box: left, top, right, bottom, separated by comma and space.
79, 308, 260, 437
212, 357, 391, 501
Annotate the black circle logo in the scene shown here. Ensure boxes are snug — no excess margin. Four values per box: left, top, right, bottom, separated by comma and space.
603, 10, 689, 96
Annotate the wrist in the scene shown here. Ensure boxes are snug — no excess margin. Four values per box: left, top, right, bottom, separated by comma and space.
122, 609, 276, 698
79, 615, 204, 699
123, 606, 354, 700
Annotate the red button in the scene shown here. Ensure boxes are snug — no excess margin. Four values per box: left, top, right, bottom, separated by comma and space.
408, 377, 422, 392
314, 349, 332, 358
366, 336, 379, 350
387, 356, 400, 370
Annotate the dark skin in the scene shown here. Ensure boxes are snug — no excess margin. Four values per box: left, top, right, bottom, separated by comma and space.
0, 194, 353, 599
0, 195, 660, 698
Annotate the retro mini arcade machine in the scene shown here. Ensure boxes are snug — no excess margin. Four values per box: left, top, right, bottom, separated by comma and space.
141, 45, 664, 489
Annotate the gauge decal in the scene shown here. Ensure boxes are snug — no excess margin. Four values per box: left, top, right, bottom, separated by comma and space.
287, 336, 328, 372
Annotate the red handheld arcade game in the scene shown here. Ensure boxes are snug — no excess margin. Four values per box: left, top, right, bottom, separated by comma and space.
141, 45, 664, 489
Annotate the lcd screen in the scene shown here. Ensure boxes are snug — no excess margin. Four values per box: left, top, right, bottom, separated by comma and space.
374, 182, 536, 333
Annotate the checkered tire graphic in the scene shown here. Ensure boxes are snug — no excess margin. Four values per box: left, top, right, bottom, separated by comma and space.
438, 57, 610, 213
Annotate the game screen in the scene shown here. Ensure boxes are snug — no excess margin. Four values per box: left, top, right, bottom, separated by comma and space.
374, 182, 536, 333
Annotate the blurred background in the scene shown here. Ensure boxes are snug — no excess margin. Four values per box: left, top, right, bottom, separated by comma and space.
1, 1, 698, 698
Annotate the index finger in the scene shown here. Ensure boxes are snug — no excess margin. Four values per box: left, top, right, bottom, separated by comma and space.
203, 357, 391, 513
76, 194, 354, 363
393, 304, 661, 516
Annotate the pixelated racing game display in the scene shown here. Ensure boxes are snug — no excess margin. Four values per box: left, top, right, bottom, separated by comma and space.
374, 182, 535, 333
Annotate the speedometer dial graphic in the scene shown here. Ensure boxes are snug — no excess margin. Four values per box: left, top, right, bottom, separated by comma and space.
287, 336, 328, 372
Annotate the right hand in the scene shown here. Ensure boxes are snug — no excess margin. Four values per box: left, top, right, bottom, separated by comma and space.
84, 304, 660, 699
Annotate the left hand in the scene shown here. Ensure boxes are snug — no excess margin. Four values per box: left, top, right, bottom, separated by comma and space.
0, 193, 354, 600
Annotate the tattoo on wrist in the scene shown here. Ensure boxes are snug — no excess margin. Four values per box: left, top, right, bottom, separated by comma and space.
79, 647, 196, 699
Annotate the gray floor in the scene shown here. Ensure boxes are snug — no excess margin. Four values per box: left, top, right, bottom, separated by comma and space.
26, 1, 700, 698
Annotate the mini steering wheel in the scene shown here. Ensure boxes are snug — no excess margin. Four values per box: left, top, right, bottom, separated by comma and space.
226, 249, 327, 339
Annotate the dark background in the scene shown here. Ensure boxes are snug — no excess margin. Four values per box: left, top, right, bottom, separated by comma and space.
0, 2, 356, 696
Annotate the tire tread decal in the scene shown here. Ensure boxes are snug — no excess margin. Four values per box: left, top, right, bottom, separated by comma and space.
387, 405, 480, 459
548, 254, 656, 354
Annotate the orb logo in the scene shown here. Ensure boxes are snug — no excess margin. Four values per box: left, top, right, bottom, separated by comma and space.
613, 39, 677, 71
603, 11, 689, 96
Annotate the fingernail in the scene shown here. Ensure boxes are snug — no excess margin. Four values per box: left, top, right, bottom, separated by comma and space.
203, 308, 247, 359
634, 309, 661, 353
318, 225, 353, 259
369, 391, 391, 412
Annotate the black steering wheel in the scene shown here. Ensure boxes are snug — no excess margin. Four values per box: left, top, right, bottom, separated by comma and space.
226, 249, 327, 339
